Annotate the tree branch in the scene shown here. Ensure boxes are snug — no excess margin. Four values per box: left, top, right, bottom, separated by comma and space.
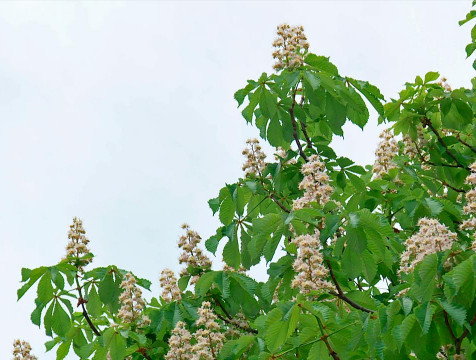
456, 133, 476, 154
455, 312, 476, 354
326, 260, 374, 313
422, 116, 469, 170
270, 193, 290, 213
75, 275, 101, 337
214, 297, 258, 334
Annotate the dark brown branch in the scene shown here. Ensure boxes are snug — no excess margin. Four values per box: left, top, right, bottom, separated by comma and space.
290, 87, 308, 161
270, 194, 290, 213
422, 116, 469, 170
455, 312, 476, 354
456, 133, 476, 154
75, 275, 101, 337
442, 181, 465, 193
137, 348, 152, 360
321, 335, 340, 360
443, 311, 457, 342
214, 297, 258, 334
326, 260, 374, 313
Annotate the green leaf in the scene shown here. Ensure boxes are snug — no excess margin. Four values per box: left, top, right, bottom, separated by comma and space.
440, 300, 466, 327
223, 238, 241, 269
51, 301, 71, 337
326, 93, 346, 136
37, 272, 54, 304
205, 235, 220, 255
307, 341, 328, 360
305, 54, 339, 75
361, 250, 377, 282
267, 118, 284, 147
195, 271, 218, 296
264, 308, 288, 352
415, 302, 436, 334
109, 333, 126, 360
424, 71, 440, 83
56, 339, 71, 360
178, 275, 191, 292
219, 196, 235, 226
423, 198, 443, 216
98, 272, 121, 311
86, 285, 102, 318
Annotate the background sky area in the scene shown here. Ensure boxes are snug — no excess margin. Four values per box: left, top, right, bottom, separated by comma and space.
0, 1, 473, 358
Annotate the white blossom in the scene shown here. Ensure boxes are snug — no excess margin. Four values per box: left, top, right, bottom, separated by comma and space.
159, 268, 182, 303
291, 230, 335, 294
399, 218, 456, 274
12, 340, 37, 360
178, 224, 212, 285
293, 154, 334, 210
242, 138, 267, 176
117, 273, 151, 327
272, 24, 309, 71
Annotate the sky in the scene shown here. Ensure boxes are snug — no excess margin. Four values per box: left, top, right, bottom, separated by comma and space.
0, 1, 473, 359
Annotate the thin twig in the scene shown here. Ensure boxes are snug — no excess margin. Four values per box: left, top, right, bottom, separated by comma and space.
270, 193, 290, 213
456, 133, 476, 154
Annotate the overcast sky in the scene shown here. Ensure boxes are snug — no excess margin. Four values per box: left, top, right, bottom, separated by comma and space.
0, 1, 473, 359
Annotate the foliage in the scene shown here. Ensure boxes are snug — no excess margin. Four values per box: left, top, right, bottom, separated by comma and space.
15, 5, 476, 360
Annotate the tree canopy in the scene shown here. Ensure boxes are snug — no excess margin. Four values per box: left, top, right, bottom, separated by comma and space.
13, 4, 476, 360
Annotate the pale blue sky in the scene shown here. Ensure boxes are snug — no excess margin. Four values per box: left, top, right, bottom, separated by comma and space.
0, 1, 472, 358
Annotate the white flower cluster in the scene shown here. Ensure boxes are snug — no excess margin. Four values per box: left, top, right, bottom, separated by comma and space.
12, 340, 37, 360
274, 147, 297, 165
460, 162, 476, 250
222, 264, 247, 274
64, 217, 92, 271
242, 138, 267, 177
117, 273, 151, 327
159, 268, 182, 303
438, 77, 452, 92
272, 24, 309, 71
291, 231, 335, 295
399, 218, 456, 274
192, 301, 225, 360
178, 224, 212, 285
293, 154, 334, 210
165, 321, 193, 360
373, 129, 398, 179
165, 302, 225, 360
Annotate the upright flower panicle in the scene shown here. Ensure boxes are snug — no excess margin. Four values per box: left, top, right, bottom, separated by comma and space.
399, 218, 456, 274
64, 217, 92, 271
165, 321, 193, 360
178, 224, 212, 284
12, 340, 37, 360
159, 268, 182, 303
242, 138, 267, 176
293, 154, 334, 210
291, 231, 335, 295
373, 129, 398, 179
272, 24, 309, 71
192, 301, 225, 360
460, 162, 476, 250
117, 273, 151, 327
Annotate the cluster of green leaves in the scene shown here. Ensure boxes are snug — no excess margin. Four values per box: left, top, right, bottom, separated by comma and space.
16, 5, 476, 360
